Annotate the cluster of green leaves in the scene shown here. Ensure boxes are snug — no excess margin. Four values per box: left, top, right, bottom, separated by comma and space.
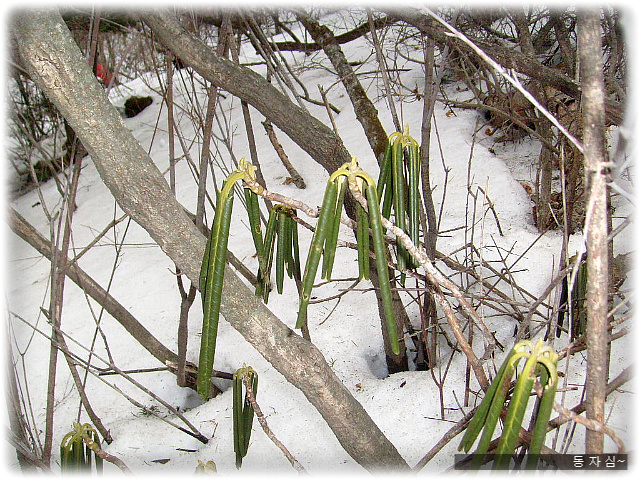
458, 339, 559, 470
377, 128, 421, 279
250, 202, 301, 303
59, 422, 103, 473
295, 157, 401, 355
197, 133, 425, 399
197, 158, 302, 401
198, 159, 258, 400
233, 366, 258, 469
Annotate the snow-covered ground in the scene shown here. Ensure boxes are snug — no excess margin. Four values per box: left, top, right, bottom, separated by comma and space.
5, 10, 634, 475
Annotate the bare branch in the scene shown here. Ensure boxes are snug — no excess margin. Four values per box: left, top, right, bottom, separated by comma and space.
242, 374, 307, 472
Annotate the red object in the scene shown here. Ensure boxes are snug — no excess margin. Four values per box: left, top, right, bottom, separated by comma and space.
87, 58, 113, 84
95, 62, 112, 84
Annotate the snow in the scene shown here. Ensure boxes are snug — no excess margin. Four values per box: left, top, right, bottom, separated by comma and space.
5, 9, 634, 476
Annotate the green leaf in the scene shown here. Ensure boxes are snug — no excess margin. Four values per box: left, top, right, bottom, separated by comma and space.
469, 362, 516, 469
197, 192, 234, 400
296, 180, 339, 329
377, 140, 393, 204
365, 183, 400, 355
232, 373, 243, 467
407, 140, 421, 269
391, 139, 408, 274
356, 200, 370, 280
233, 367, 258, 469
459, 348, 518, 453
260, 207, 279, 303
322, 176, 347, 281
289, 212, 301, 283
494, 354, 538, 469
526, 365, 558, 467
276, 210, 287, 294
244, 188, 264, 257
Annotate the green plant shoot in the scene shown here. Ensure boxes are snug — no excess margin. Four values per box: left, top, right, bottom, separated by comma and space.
59, 422, 103, 474
376, 127, 422, 276
458, 339, 559, 470
296, 157, 400, 355
256, 205, 301, 301
198, 159, 257, 400
233, 366, 258, 469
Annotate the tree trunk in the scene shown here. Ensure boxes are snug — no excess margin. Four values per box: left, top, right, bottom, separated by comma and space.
296, 12, 389, 160
536, 123, 554, 231
13, 9, 408, 471
578, 8, 609, 455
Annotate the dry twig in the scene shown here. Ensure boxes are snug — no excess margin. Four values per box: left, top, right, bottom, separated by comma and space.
242, 374, 307, 472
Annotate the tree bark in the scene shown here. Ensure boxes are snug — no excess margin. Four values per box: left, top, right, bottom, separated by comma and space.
141, 11, 350, 176
578, 8, 609, 454
271, 15, 389, 53
13, 9, 408, 471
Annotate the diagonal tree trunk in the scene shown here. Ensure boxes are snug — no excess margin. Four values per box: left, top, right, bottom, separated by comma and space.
296, 11, 389, 160
12, 9, 408, 471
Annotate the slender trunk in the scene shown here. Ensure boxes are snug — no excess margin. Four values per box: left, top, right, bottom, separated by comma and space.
297, 11, 389, 160
227, 29, 274, 215
420, 35, 439, 258
536, 123, 554, 230
43, 153, 81, 464
176, 283, 197, 387
578, 8, 609, 454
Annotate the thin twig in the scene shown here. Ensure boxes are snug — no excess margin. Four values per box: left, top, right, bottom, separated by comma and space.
367, 8, 401, 131
262, 121, 306, 189
12, 312, 209, 444
82, 434, 133, 473
319, 85, 340, 137
413, 406, 478, 471
242, 374, 306, 472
